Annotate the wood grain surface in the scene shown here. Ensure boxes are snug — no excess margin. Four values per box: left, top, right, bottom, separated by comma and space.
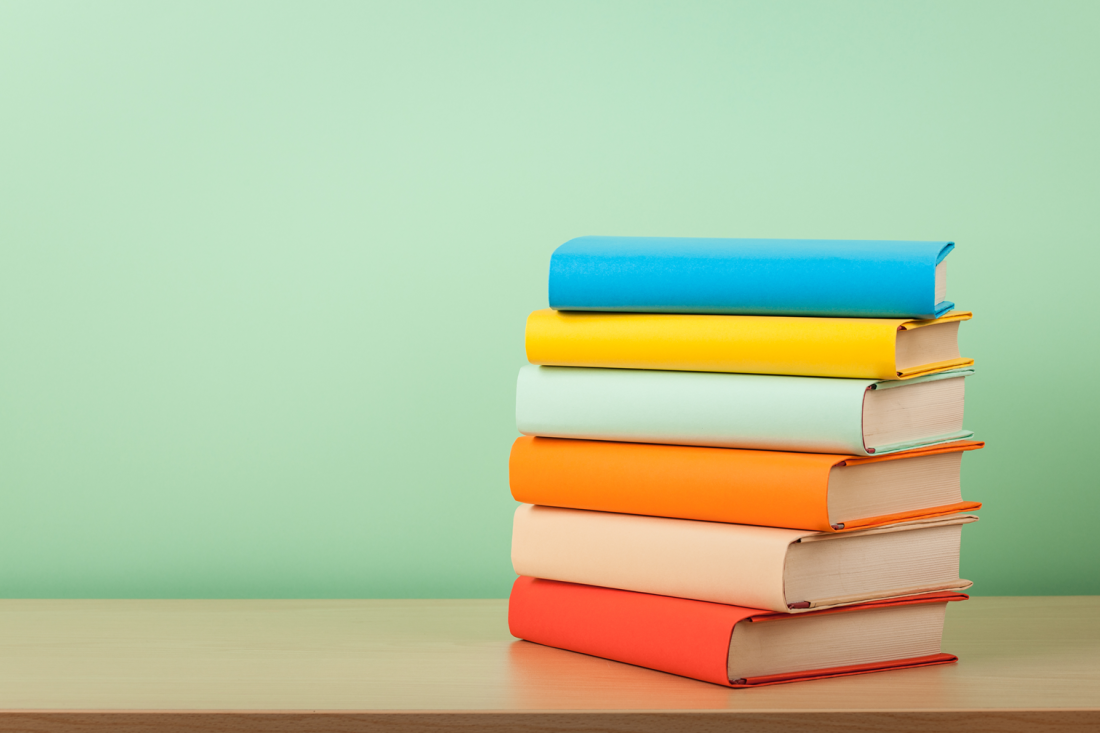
0, 596, 1097, 732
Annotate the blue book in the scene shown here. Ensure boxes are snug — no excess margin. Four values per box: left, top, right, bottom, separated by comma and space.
548, 236, 956, 319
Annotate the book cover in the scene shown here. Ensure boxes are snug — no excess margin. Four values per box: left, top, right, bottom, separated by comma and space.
549, 236, 955, 318
509, 576, 966, 688
511, 505, 975, 612
509, 436, 983, 532
516, 365, 974, 456
525, 308, 973, 380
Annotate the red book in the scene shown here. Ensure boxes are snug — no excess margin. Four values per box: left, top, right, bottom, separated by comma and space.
509, 576, 966, 688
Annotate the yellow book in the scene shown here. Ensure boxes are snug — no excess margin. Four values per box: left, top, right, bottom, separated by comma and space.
525, 309, 973, 380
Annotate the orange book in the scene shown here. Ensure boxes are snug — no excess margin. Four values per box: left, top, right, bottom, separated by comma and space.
509, 436, 983, 532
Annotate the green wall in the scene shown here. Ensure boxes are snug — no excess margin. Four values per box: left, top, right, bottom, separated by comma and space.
1, 1, 1096, 598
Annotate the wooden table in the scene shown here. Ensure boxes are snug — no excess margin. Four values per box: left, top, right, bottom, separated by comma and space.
1, 596, 1097, 732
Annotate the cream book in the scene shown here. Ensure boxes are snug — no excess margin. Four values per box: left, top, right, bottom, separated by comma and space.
510, 504, 975, 613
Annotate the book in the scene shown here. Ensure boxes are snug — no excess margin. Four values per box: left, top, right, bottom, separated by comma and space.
511, 505, 975, 612
525, 308, 973, 380
509, 437, 984, 532
516, 365, 973, 456
549, 236, 955, 319
509, 576, 967, 688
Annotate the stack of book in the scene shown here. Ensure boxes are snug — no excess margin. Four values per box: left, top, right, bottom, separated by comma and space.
507, 236, 984, 688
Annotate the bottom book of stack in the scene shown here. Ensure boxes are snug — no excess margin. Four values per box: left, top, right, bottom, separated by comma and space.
509, 576, 967, 688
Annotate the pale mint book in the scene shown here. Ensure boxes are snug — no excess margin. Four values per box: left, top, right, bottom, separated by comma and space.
515, 366, 974, 456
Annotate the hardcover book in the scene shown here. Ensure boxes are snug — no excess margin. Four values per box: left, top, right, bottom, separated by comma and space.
509, 437, 983, 532
509, 576, 967, 688
525, 308, 973, 380
548, 236, 955, 318
512, 505, 975, 612
516, 365, 974, 456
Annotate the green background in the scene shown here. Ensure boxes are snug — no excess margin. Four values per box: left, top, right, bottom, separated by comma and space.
1, 1, 1096, 598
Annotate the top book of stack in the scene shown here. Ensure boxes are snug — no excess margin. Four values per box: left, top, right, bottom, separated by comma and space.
550, 236, 955, 319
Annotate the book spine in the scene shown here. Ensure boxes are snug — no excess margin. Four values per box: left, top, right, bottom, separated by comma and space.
510, 505, 798, 611
525, 309, 900, 379
508, 576, 740, 687
508, 436, 836, 531
515, 365, 871, 455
